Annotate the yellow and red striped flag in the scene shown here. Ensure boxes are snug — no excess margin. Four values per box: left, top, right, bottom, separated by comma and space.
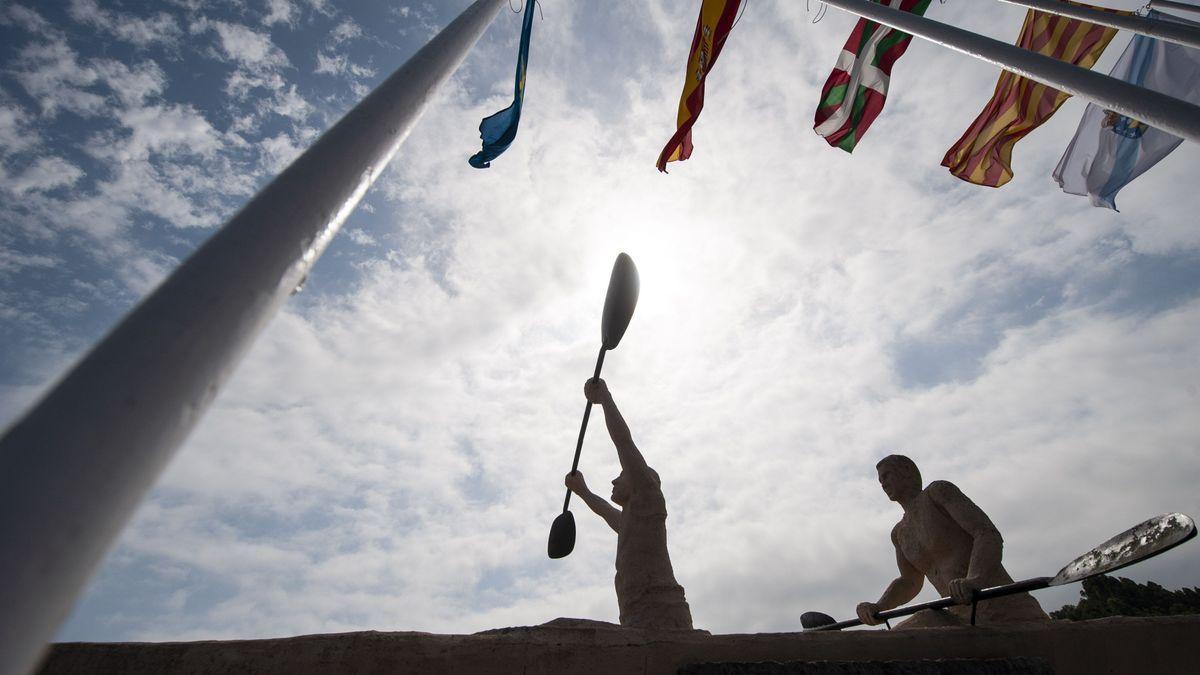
657, 0, 741, 173
942, 2, 1125, 187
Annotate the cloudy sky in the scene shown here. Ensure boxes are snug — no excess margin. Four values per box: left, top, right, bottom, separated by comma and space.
2, 0, 1198, 642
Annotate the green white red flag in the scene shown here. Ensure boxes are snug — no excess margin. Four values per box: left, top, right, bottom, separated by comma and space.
814, 0, 932, 153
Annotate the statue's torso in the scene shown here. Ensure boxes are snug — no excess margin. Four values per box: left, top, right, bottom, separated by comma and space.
614, 477, 692, 630
893, 484, 1046, 626
894, 489, 975, 594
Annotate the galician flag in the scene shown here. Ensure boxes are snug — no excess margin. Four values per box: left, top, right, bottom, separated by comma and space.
1053, 15, 1200, 210
814, 0, 932, 153
657, 0, 742, 173
942, 2, 1125, 187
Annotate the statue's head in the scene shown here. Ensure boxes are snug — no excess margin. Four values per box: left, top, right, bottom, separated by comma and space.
611, 468, 660, 506
611, 473, 632, 505
876, 454, 922, 502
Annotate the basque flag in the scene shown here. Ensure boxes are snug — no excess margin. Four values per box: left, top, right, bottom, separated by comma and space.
814, 0, 932, 153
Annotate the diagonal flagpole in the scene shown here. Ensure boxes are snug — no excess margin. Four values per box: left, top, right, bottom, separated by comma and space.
998, 0, 1200, 51
818, 0, 1200, 144
1151, 0, 1200, 16
0, 1, 505, 673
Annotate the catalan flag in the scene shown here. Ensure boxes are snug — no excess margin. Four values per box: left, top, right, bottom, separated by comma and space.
815, 0, 932, 153
942, 2, 1125, 187
657, 0, 741, 173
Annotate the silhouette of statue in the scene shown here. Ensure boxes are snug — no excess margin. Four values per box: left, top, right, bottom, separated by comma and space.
564, 378, 693, 630
856, 454, 1049, 628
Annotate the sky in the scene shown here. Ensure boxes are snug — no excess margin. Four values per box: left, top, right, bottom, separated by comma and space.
1, 0, 1198, 643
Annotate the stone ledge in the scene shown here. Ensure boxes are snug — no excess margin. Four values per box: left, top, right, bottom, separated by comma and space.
38, 615, 1200, 675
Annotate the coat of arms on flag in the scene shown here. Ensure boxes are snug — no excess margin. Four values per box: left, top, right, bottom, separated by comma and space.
657, 0, 742, 172
1053, 15, 1200, 210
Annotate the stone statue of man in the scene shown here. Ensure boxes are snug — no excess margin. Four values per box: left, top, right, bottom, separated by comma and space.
856, 454, 1048, 628
564, 377, 694, 630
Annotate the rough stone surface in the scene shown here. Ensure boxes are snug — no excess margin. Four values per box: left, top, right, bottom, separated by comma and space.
37, 615, 1200, 675
679, 657, 1054, 674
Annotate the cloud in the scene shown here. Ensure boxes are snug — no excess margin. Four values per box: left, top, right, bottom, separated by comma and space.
2, 157, 84, 196
313, 52, 375, 79
259, 132, 302, 172
0, 249, 58, 274
329, 19, 363, 45
263, 0, 298, 27
67, 0, 182, 48
0, 3, 52, 35
5, 0, 1193, 645
11, 38, 105, 117
192, 18, 290, 71
0, 104, 41, 155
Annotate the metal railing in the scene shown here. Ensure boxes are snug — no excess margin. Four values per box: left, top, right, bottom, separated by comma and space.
0, 1, 505, 673
999, 0, 1200, 50
820, 0, 1200, 144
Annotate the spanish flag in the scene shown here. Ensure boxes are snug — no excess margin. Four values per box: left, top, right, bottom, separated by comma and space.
941, 2, 1124, 187
657, 0, 742, 173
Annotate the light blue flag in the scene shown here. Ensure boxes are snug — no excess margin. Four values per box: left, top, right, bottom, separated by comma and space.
469, 0, 535, 169
1053, 13, 1200, 210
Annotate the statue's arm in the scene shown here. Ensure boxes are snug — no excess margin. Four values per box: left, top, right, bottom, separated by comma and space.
859, 528, 923, 625
877, 528, 924, 610
927, 480, 1003, 581
586, 380, 654, 487
566, 472, 622, 533
580, 491, 623, 533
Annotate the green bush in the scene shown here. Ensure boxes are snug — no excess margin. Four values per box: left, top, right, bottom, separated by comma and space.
1051, 575, 1200, 620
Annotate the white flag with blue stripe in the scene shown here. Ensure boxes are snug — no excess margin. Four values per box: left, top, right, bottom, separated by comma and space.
1053, 14, 1200, 211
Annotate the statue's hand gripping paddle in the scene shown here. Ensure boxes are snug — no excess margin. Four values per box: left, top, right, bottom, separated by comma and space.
547, 253, 639, 559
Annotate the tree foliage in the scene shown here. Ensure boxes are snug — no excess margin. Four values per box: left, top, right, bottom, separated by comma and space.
1051, 575, 1200, 620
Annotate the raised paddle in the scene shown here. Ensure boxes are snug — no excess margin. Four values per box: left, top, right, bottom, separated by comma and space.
801, 512, 1196, 631
547, 253, 640, 559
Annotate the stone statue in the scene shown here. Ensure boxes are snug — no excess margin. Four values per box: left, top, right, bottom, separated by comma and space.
856, 454, 1048, 628
564, 377, 694, 630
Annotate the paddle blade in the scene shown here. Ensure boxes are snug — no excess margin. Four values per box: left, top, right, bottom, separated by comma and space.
600, 253, 639, 350
800, 611, 836, 630
548, 510, 576, 559
1051, 512, 1196, 586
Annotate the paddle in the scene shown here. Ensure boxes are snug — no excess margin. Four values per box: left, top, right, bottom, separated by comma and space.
547, 253, 640, 559
801, 512, 1196, 631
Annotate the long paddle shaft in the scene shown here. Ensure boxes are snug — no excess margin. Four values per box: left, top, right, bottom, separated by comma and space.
810, 576, 1053, 631
562, 347, 606, 513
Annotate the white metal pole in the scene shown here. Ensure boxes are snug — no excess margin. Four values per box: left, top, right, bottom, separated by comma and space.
1152, 1, 1200, 16
999, 0, 1200, 50
0, 1, 505, 673
819, 0, 1200, 144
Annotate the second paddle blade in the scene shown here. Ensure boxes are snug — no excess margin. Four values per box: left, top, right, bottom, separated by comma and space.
548, 510, 576, 559
800, 611, 836, 630
1051, 512, 1196, 586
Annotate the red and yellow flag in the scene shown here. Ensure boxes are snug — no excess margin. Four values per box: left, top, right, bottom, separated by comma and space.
656, 0, 741, 173
942, 2, 1125, 187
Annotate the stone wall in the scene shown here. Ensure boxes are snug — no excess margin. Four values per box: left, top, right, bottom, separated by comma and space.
38, 615, 1200, 675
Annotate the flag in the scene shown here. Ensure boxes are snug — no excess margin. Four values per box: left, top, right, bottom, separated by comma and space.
814, 0, 932, 153
941, 3, 1125, 187
469, 0, 535, 169
657, 0, 742, 173
1053, 17, 1200, 210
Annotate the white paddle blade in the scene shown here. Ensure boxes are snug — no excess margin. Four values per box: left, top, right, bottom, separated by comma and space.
1051, 512, 1196, 586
